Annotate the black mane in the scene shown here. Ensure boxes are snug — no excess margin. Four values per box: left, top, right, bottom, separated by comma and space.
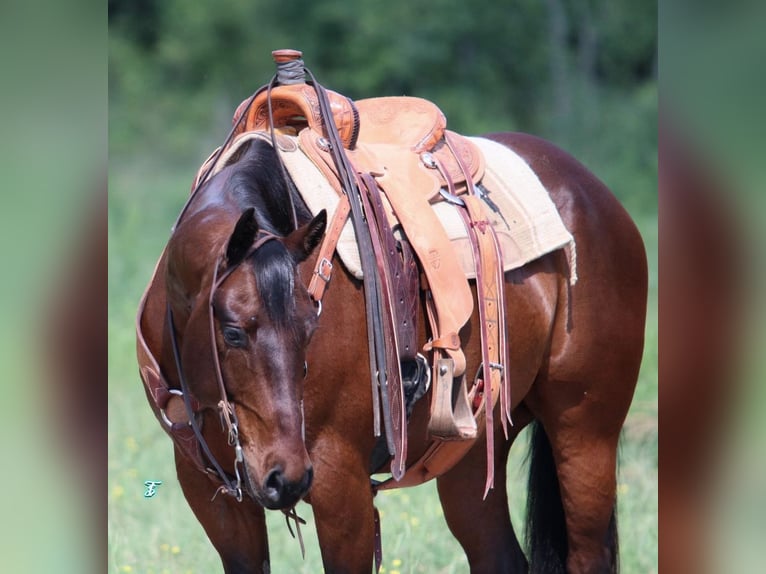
225, 138, 309, 236
224, 139, 312, 328
252, 239, 295, 328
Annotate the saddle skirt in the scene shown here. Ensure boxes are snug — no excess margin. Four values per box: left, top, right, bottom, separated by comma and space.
208, 130, 577, 284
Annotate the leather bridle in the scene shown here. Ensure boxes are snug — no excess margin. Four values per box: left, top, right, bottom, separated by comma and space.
166, 233, 279, 501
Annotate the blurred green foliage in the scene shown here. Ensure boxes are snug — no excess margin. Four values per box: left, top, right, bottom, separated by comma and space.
109, 0, 656, 214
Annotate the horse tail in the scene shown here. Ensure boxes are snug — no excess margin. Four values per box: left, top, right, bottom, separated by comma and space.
525, 419, 568, 574
524, 420, 620, 573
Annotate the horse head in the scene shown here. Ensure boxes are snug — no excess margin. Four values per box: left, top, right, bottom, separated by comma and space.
166, 171, 326, 509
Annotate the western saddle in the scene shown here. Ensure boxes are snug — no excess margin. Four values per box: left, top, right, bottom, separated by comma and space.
190, 49, 512, 496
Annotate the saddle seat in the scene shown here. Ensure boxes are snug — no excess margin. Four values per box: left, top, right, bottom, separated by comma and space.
234, 84, 484, 201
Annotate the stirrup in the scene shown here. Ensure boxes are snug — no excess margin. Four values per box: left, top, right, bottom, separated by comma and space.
427, 358, 477, 440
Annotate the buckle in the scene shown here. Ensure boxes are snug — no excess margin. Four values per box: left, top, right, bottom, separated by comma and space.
316, 257, 333, 282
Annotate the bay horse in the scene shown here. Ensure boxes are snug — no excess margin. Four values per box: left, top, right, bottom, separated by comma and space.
139, 131, 647, 573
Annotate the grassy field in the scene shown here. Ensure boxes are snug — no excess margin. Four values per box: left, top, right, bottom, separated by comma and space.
108, 157, 657, 574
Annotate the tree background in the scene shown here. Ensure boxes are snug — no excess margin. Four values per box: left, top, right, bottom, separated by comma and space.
109, 0, 656, 214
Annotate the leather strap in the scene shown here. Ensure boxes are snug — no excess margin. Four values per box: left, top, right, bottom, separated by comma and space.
423, 161, 476, 442
359, 174, 407, 479
458, 196, 505, 497
307, 194, 350, 304
446, 131, 511, 436
136, 253, 209, 474
423, 332, 461, 352
305, 71, 393, 453
377, 138, 510, 494
361, 174, 419, 362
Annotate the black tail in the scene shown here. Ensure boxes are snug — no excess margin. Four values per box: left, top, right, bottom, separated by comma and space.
525, 420, 620, 573
525, 420, 568, 573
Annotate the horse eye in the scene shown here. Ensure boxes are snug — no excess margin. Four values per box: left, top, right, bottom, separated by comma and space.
222, 326, 247, 348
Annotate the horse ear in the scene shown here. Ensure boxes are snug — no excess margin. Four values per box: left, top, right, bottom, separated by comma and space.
287, 210, 327, 263
226, 208, 259, 265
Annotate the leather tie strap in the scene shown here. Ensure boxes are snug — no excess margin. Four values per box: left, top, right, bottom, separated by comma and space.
423, 332, 461, 352
457, 198, 502, 497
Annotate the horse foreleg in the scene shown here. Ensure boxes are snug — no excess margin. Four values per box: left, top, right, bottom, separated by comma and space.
175, 448, 271, 574
436, 408, 532, 573
308, 439, 377, 574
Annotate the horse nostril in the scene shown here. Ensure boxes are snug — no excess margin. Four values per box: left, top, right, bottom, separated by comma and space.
261, 465, 313, 509
264, 467, 284, 501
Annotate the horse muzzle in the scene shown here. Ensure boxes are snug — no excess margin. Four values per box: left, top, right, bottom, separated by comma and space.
256, 464, 313, 510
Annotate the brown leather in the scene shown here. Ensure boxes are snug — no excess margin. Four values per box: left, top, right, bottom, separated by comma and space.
354, 97, 445, 152
135, 259, 209, 475
460, 195, 508, 496
357, 174, 408, 480
307, 194, 350, 303
233, 87, 484, 196
233, 83, 360, 149
380, 169, 510, 494
361, 174, 420, 361
423, 332, 461, 352
301, 132, 474, 378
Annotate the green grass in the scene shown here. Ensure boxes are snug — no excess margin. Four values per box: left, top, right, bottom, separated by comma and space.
108, 159, 657, 574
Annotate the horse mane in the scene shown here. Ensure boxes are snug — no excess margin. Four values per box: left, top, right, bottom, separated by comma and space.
225, 138, 308, 236
224, 139, 310, 328
251, 240, 296, 328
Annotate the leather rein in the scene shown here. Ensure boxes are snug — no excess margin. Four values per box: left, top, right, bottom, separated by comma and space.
166, 233, 278, 501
